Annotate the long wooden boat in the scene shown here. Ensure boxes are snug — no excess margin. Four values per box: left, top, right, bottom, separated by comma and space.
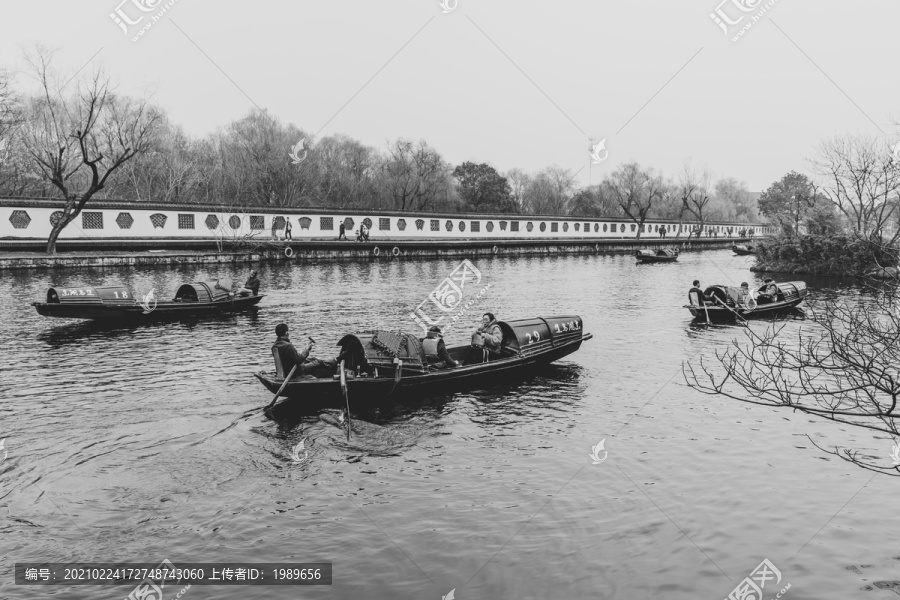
732, 244, 755, 255
32, 280, 263, 320
257, 316, 592, 412
635, 248, 678, 263
685, 281, 807, 323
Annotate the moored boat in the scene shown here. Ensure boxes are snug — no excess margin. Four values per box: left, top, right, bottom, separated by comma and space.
257, 316, 592, 412
31, 280, 263, 320
732, 244, 755, 255
684, 281, 807, 322
635, 248, 678, 263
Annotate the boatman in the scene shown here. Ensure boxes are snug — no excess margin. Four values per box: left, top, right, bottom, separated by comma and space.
688, 280, 709, 306
421, 326, 458, 369
273, 324, 337, 378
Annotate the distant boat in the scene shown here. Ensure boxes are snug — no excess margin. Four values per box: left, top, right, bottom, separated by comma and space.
32, 280, 263, 320
635, 248, 678, 263
685, 281, 807, 323
257, 316, 592, 412
732, 244, 755, 255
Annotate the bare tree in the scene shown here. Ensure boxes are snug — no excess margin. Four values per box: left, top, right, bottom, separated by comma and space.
506, 168, 530, 212
381, 139, 449, 211
601, 162, 663, 239
676, 163, 713, 238
684, 290, 900, 476
20, 51, 161, 253
523, 166, 576, 215
814, 134, 900, 242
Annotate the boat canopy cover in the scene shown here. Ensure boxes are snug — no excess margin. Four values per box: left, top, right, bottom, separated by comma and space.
498, 316, 584, 352
337, 330, 427, 373
175, 280, 232, 303
46, 286, 134, 305
704, 285, 743, 306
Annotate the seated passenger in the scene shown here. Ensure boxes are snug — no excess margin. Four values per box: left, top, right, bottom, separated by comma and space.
237, 270, 260, 297
471, 312, 503, 361
273, 323, 337, 378
757, 278, 778, 304
420, 326, 458, 368
737, 282, 753, 307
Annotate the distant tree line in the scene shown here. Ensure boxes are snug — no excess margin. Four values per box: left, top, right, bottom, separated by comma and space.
0, 52, 765, 251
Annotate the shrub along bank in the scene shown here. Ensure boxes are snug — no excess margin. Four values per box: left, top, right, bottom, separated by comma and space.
752, 234, 898, 276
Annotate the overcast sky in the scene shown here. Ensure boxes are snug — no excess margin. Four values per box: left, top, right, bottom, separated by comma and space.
1, 1, 896, 192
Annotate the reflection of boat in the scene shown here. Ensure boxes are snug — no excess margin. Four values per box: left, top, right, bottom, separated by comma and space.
685, 281, 807, 322
257, 316, 592, 411
32, 281, 263, 320
732, 244, 755, 255
635, 248, 678, 263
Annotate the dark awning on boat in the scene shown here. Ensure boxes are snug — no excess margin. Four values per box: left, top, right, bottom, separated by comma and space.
175, 280, 232, 303
337, 330, 427, 373
498, 316, 584, 351
46, 286, 134, 305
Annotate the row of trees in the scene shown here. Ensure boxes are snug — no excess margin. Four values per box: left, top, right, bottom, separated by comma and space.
0, 53, 765, 252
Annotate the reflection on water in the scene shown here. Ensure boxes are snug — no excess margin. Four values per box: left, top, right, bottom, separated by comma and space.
0, 252, 895, 599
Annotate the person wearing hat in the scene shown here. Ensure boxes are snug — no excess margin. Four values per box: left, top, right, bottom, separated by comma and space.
421, 326, 458, 369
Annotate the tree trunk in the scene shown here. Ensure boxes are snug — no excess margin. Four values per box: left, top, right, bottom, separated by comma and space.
46, 222, 64, 255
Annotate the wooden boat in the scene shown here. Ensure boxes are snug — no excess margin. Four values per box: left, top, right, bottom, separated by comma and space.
685, 281, 807, 323
635, 248, 678, 263
31, 280, 263, 320
257, 316, 592, 411
732, 244, 755, 255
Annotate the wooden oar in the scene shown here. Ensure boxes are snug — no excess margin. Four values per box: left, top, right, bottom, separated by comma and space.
702, 301, 711, 326
265, 365, 297, 410
339, 360, 351, 441
714, 296, 749, 325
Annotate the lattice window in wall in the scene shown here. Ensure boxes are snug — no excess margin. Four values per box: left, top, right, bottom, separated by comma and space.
229, 215, 241, 230
178, 214, 195, 229
205, 215, 220, 229
470, 221, 480, 232
149, 213, 167, 229
83, 212, 104, 229
50, 211, 64, 226
9, 210, 31, 229
620, 224, 626, 232
273, 216, 285, 230
583, 223, 589, 232
397, 219, 407, 231
298, 217, 312, 230
486, 221, 494, 232
416, 219, 425, 231
458, 221, 466, 232
430, 219, 440, 232
116, 213, 134, 229
500, 221, 508, 231
526, 222, 534, 232
379, 218, 390, 230
250, 216, 265, 230
320, 217, 334, 230
445, 220, 453, 231
574, 223, 580, 232
344, 217, 355, 231
362, 218, 373, 229
510, 221, 519, 232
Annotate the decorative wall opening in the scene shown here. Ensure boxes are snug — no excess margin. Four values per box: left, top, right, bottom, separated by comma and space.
205, 215, 220, 230
320, 217, 334, 230
539, 222, 546, 232
526, 222, 534, 232
298, 217, 312, 230
379, 217, 390, 230
178, 214, 195, 229
470, 221, 480, 232
228, 215, 241, 230
397, 219, 407, 231
273, 216, 285, 230
249, 215, 265, 230
415, 219, 425, 231
486, 221, 494, 232
458, 221, 466, 232
445, 220, 453, 231
510, 221, 519, 232
83, 212, 104, 229
150, 213, 167, 229
116, 213, 134, 229
9, 210, 31, 229
362, 218, 373, 229
430, 219, 440, 232
50, 211, 64, 226
344, 217, 355, 230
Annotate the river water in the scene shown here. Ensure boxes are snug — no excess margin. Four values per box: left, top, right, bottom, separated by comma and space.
1, 249, 897, 600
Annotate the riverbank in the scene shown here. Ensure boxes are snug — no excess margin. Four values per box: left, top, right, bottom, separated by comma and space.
0, 237, 746, 270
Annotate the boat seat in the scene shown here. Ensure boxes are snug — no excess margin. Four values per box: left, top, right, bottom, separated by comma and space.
272, 346, 285, 378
